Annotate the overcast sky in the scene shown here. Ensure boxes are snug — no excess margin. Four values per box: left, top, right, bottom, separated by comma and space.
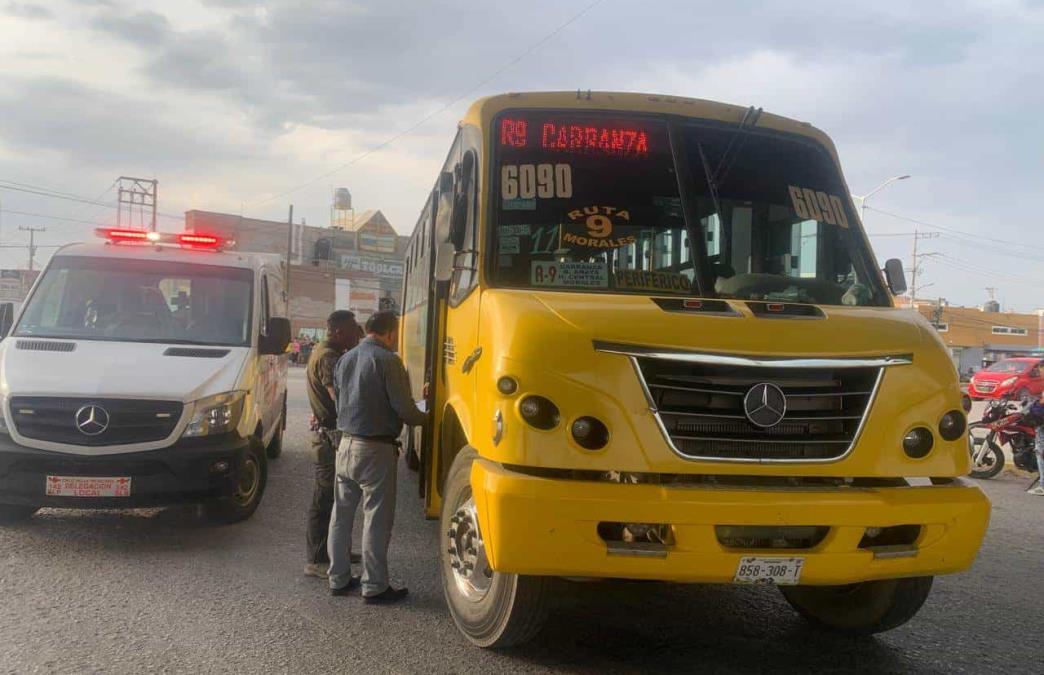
1, 0, 1042, 310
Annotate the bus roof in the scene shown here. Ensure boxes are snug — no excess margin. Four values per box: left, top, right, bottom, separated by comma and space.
51, 242, 282, 271
462, 91, 839, 157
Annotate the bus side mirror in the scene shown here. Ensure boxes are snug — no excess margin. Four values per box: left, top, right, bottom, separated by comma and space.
260, 317, 292, 355
434, 242, 456, 283
0, 302, 13, 338
883, 258, 907, 295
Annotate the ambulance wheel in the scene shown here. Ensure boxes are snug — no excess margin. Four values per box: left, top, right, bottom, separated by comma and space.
204, 441, 267, 524
779, 576, 933, 635
0, 505, 38, 523
440, 447, 550, 648
266, 397, 286, 459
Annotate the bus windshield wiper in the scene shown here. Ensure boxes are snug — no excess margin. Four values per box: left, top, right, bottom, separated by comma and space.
711, 105, 762, 188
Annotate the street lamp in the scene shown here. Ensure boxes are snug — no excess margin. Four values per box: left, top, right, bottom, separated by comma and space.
853, 174, 911, 219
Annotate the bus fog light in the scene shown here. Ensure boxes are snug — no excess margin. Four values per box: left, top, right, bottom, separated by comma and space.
903, 427, 934, 458
496, 376, 518, 395
938, 410, 966, 441
519, 395, 559, 430
209, 460, 230, 474
571, 416, 609, 450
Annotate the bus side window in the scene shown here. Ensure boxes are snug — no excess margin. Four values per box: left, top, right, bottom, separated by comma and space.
450, 150, 478, 303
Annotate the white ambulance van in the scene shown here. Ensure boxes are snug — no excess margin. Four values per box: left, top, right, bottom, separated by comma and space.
0, 228, 290, 523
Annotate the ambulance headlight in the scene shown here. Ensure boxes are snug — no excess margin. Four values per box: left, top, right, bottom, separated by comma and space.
183, 391, 246, 437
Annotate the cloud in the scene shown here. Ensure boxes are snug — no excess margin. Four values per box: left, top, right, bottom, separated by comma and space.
91, 10, 171, 46
0, 77, 257, 168
4, 2, 51, 19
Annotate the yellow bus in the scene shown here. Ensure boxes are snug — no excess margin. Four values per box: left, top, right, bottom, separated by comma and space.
399, 91, 989, 648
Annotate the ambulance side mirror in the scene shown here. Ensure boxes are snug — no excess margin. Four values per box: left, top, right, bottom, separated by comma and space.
0, 302, 14, 338
260, 317, 292, 355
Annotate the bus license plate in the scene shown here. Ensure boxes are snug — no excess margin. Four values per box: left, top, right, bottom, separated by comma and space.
734, 556, 805, 585
46, 476, 131, 498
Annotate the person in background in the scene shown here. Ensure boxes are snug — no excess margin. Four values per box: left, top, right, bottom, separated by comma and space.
303, 311, 363, 578
290, 337, 302, 366
1028, 391, 1044, 496
327, 311, 426, 603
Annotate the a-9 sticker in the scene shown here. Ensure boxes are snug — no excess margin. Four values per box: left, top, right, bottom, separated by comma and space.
787, 185, 850, 229
502, 164, 573, 201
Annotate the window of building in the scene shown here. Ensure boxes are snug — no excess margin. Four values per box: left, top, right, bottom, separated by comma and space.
992, 326, 1028, 336
932, 322, 948, 332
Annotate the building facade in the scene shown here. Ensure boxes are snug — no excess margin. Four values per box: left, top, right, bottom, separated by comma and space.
913, 302, 1044, 376
185, 210, 408, 337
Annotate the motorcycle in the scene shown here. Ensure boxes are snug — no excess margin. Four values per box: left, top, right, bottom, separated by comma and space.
968, 397, 1039, 480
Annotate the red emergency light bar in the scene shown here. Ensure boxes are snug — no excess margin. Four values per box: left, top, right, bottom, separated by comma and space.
96, 228, 229, 250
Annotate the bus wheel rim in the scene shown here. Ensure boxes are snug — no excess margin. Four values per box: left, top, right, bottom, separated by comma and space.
447, 495, 493, 601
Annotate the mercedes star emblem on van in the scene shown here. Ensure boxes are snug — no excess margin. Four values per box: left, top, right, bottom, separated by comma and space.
75, 405, 110, 436
743, 383, 787, 428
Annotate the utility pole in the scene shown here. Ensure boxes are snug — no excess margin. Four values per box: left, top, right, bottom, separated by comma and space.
116, 177, 158, 231
285, 204, 293, 328
908, 230, 940, 302
18, 226, 45, 272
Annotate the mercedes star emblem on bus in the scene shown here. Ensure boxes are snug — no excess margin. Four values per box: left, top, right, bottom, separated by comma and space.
743, 383, 787, 428
75, 405, 110, 436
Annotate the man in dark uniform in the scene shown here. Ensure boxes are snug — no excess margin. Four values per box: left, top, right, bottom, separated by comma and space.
303, 310, 363, 578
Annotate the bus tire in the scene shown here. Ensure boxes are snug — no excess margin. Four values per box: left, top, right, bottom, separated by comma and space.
779, 576, 933, 635
204, 439, 267, 524
0, 504, 38, 523
440, 447, 550, 648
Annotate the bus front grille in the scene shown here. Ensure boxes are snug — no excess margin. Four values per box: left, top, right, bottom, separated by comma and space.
631, 354, 882, 462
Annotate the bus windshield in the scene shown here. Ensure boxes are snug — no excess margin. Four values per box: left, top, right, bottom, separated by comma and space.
14, 256, 254, 346
491, 112, 887, 307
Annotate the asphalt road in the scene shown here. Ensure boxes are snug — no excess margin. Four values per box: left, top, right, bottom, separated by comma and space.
1, 369, 1040, 674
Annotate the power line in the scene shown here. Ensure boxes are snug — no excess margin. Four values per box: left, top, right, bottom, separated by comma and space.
0, 208, 103, 227
867, 205, 1044, 253
0, 179, 183, 222
247, 0, 608, 208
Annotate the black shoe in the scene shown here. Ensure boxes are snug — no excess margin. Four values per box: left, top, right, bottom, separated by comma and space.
363, 586, 408, 605
330, 576, 361, 596
350, 552, 362, 564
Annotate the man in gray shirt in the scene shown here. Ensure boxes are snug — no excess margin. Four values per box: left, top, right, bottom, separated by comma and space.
327, 311, 426, 604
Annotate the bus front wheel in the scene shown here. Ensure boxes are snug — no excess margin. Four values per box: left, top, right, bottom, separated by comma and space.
779, 576, 933, 635
440, 447, 551, 648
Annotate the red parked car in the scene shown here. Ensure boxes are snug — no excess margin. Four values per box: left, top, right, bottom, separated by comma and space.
969, 357, 1044, 400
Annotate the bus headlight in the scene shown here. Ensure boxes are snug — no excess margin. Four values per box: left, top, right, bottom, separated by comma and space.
938, 410, 966, 441
519, 395, 560, 430
571, 416, 609, 450
183, 391, 246, 438
902, 427, 934, 458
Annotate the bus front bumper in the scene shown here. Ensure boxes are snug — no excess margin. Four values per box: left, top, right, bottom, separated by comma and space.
470, 460, 991, 585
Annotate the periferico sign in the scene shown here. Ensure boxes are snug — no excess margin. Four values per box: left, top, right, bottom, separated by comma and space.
615, 270, 692, 293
